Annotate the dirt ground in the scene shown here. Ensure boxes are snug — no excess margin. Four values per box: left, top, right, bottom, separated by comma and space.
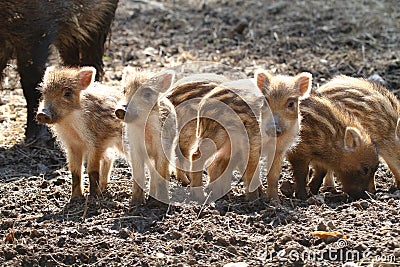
1, 0, 400, 266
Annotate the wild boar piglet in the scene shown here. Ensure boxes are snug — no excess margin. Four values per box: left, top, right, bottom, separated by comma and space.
115, 67, 176, 203
318, 75, 400, 191
287, 93, 379, 199
190, 70, 312, 202
36, 66, 123, 200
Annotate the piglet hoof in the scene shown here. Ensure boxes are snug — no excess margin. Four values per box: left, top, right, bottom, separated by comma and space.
147, 195, 169, 207
280, 180, 294, 198
258, 187, 268, 200
266, 196, 281, 206
257, 187, 267, 200
89, 185, 101, 198
69, 195, 83, 203
246, 188, 262, 201
131, 191, 146, 205
70, 187, 83, 202
99, 182, 108, 193
88, 172, 102, 197
180, 176, 191, 187
190, 187, 205, 203
321, 186, 337, 194
176, 171, 191, 187
269, 198, 282, 206
155, 189, 169, 203
308, 182, 322, 195
89, 190, 101, 199
308, 186, 320, 196
266, 187, 280, 203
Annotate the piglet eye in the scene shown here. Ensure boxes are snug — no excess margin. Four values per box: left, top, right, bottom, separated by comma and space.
64, 89, 72, 98
142, 89, 153, 100
287, 100, 296, 109
361, 165, 371, 176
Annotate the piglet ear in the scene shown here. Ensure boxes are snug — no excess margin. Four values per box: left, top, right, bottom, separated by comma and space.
122, 66, 137, 86
154, 70, 175, 93
294, 72, 312, 99
43, 66, 57, 81
396, 118, 400, 140
40, 66, 58, 91
78, 67, 96, 90
344, 126, 363, 151
254, 69, 271, 96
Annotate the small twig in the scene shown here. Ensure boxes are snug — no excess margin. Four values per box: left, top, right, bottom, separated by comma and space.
89, 215, 147, 225
365, 191, 379, 205
165, 202, 171, 217
176, 206, 186, 229
289, 198, 295, 209
82, 237, 109, 247
47, 254, 69, 267
65, 209, 85, 218
4, 174, 37, 182
88, 251, 116, 266
196, 192, 211, 220
81, 195, 89, 221
114, 215, 146, 221
212, 244, 237, 257
16, 214, 43, 222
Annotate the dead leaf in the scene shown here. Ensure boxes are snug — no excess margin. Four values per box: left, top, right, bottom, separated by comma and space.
5, 228, 16, 244
310, 231, 347, 239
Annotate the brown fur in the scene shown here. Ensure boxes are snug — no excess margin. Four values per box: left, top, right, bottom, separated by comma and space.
256, 71, 312, 201
115, 68, 155, 121
191, 70, 312, 201
164, 74, 229, 186
191, 81, 266, 201
318, 75, 400, 189
116, 67, 175, 203
287, 93, 379, 199
36, 66, 124, 200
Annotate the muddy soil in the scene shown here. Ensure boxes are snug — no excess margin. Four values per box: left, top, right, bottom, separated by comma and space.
1, 0, 400, 266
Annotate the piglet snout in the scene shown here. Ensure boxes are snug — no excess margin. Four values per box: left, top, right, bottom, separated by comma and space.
266, 122, 283, 137
36, 109, 52, 124
115, 104, 127, 120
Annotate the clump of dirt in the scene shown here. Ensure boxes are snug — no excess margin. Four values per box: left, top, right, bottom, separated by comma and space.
1, 0, 400, 266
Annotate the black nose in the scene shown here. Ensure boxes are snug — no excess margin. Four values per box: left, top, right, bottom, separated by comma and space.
266, 124, 283, 137
275, 125, 283, 137
36, 112, 51, 124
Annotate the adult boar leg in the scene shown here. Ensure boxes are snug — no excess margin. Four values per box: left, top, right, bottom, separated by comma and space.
0, 42, 11, 79
16, 43, 52, 145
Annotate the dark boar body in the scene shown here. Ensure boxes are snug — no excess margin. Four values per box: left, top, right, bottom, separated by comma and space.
0, 0, 119, 144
